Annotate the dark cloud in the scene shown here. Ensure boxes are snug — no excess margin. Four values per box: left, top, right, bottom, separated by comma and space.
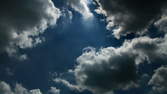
75, 47, 138, 93
148, 66, 167, 94
74, 36, 167, 94
155, 16, 167, 33
95, 0, 167, 38
0, 0, 61, 59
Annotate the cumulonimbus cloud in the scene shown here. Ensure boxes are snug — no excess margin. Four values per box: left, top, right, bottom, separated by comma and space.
0, 0, 61, 60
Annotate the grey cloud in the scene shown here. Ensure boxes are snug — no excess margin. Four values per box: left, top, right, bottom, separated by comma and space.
94, 0, 167, 38
155, 16, 167, 33
75, 47, 138, 93
148, 66, 167, 94
74, 35, 167, 94
0, 0, 61, 59
0, 81, 13, 94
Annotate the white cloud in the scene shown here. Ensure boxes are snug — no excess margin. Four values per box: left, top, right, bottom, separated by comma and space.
0, 81, 60, 94
0, 81, 42, 94
30, 89, 42, 94
54, 78, 81, 91
67, 0, 93, 20
48, 87, 60, 94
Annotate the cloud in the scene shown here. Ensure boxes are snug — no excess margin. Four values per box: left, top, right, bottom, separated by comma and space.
0, 81, 60, 94
48, 87, 60, 94
54, 78, 81, 91
67, 0, 93, 19
30, 89, 42, 94
0, 0, 61, 59
69, 1, 167, 94
73, 35, 167, 94
148, 66, 167, 94
94, 0, 167, 38
155, 15, 167, 33
71, 3, 167, 93
0, 81, 42, 94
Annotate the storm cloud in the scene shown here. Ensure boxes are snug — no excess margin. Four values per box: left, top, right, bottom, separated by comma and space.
94, 0, 167, 38
0, 0, 61, 59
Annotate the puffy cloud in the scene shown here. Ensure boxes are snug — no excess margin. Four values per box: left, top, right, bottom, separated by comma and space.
74, 35, 167, 94
67, 0, 93, 19
0, 81, 42, 94
48, 87, 60, 94
30, 89, 42, 94
148, 66, 167, 94
0, 81, 13, 94
0, 0, 61, 59
0, 81, 60, 94
94, 0, 167, 38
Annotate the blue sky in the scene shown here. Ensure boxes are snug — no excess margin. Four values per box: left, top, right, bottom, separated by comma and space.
0, 0, 167, 94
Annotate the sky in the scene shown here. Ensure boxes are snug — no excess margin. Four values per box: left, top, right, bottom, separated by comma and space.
0, 0, 167, 94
